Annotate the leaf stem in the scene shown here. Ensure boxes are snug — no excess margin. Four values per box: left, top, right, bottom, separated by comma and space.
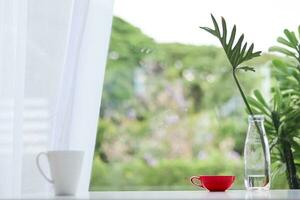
233, 69, 269, 183
280, 133, 300, 188
233, 70, 254, 115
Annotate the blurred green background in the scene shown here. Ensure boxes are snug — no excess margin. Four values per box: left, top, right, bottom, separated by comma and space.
90, 17, 288, 190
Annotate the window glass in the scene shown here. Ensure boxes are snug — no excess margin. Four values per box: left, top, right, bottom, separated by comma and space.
91, 0, 299, 190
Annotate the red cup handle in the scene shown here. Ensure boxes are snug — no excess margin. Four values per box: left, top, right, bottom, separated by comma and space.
190, 176, 203, 188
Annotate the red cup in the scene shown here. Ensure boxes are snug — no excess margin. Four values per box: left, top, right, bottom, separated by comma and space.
190, 175, 235, 192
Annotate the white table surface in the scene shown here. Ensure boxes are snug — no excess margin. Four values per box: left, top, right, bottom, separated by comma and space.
20, 190, 300, 199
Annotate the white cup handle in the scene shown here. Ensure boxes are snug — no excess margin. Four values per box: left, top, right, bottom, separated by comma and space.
36, 152, 54, 184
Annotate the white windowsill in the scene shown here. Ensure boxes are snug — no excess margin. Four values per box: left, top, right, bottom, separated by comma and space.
17, 190, 300, 199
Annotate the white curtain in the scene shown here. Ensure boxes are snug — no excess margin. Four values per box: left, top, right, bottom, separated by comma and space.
0, 0, 113, 197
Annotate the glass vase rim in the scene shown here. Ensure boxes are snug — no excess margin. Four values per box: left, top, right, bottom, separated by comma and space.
248, 114, 264, 121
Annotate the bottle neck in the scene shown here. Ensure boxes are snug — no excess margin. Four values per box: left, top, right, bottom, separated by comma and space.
248, 119, 265, 137
249, 119, 264, 125
248, 115, 264, 128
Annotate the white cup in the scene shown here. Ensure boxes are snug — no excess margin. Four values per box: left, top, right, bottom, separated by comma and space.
36, 150, 84, 196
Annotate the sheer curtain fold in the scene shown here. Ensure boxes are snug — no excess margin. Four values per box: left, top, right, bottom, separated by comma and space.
0, 0, 113, 197
0, 0, 28, 196
12, 0, 27, 196
50, 0, 90, 150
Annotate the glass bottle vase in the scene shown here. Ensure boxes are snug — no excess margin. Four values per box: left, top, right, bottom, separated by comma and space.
244, 115, 271, 190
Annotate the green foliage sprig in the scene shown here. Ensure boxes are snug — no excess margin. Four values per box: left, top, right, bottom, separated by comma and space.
269, 27, 300, 70
248, 26, 300, 188
200, 14, 261, 116
200, 14, 269, 183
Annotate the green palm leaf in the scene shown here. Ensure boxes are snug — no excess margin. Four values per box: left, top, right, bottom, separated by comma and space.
200, 14, 261, 69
